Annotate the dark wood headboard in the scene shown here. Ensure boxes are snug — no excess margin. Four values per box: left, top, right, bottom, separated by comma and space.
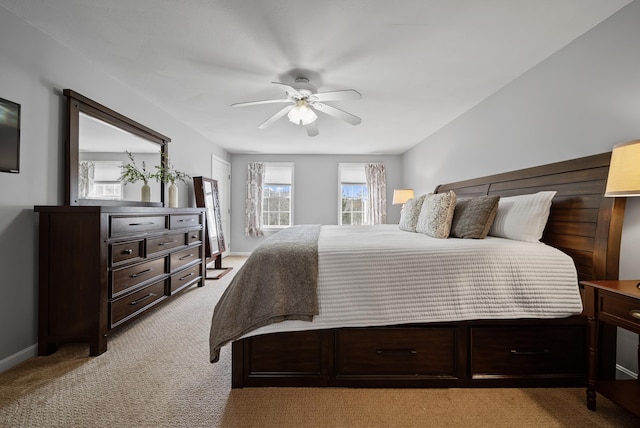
435, 152, 626, 281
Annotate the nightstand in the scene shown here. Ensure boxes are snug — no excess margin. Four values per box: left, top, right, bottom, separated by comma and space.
581, 280, 640, 417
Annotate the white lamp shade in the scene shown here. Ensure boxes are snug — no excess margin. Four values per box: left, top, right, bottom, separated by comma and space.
392, 189, 414, 205
605, 140, 640, 197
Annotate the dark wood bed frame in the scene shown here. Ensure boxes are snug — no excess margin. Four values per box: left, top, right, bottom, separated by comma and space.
231, 152, 627, 388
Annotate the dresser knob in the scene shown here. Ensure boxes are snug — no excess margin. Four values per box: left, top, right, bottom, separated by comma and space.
630, 310, 640, 320
123, 248, 133, 255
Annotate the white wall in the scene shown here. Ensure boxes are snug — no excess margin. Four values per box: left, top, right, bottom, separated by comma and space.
403, 1, 640, 376
0, 7, 228, 370
230, 154, 403, 253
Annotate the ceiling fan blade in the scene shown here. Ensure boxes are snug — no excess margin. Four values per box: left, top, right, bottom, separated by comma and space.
305, 121, 319, 137
312, 103, 362, 126
231, 99, 291, 107
311, 89, 362, 102
271, 82, 304, 99
258, 105, 295, 129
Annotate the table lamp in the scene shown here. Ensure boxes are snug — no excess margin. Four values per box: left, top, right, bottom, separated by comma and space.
604, 139, 640, 288
392, 189, 415, 212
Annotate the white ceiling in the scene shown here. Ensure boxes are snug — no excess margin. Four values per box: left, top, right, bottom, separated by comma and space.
1, 0, 632, 154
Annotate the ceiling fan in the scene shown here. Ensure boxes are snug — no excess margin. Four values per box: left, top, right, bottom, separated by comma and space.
231, 77, 362, 137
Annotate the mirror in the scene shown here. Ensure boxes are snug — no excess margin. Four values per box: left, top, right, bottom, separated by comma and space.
64, 89, 169, 206
193, 176, 232, 279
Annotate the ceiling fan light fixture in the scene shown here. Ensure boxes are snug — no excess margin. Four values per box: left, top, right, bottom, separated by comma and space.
287, 100, 317, 126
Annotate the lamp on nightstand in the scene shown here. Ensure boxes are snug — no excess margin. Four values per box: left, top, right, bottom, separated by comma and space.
604, 139, 640, 288
392, 188, 415, 212
605, 140, 640, 197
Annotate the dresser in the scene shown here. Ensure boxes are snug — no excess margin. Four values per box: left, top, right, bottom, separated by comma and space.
35, 205, 206, 356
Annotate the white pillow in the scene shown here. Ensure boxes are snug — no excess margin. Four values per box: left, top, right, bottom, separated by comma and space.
488, 191, 556, 242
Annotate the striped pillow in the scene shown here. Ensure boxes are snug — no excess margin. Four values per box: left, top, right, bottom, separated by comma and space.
488, 191, 556, 242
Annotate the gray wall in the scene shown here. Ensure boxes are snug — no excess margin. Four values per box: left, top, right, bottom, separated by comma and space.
230, 154, 403, 253
403, 1, 640, 376
0, 6, 228, 370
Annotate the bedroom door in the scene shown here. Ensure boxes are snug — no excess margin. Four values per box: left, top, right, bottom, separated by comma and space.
211, 155, 231, 257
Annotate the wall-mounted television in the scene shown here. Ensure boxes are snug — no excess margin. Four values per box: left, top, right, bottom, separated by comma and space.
0, 97, 21, 173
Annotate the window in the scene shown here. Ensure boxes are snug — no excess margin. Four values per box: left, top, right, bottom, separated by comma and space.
339, 163, 369, 225
262, 163, 293, 228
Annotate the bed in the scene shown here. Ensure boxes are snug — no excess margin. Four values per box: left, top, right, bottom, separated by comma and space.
217, 152, 626, 388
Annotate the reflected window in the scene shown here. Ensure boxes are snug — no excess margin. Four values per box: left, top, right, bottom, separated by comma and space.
79, 161, 123, 200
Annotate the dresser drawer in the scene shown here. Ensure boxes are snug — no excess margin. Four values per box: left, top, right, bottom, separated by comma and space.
470, 326, 586, 378
170, 245, 202, 272
110, 279, 167, 327
147, 232, 185, 256
170, 214, 200, 229
187, 230, 201, 245
600, 290, 640, 333
170, 263, 202, 294
110, 239, 144, 265
335, 327, 456, 377
111, 257, 166, 297
110, 215, 167, 236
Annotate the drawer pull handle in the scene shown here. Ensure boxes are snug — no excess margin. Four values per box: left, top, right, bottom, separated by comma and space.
178, 218, 195, 222
179, 253, 194, 261
510, 349, 550, 356
630, 310, 640, 320
129, 293, 157, 306
376, 348, 417, 357
159, 240, 178, 246
191, 235, 198, 239
129, 222, 155, 226
122, 248, 133, 255
179, 272, 195, 281
130, 268, 152, 278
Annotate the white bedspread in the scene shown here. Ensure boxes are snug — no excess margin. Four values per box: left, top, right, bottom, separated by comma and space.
241, 224, 582, 339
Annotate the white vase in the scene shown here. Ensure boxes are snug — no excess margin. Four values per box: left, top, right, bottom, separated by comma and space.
141, 183, 151, 202
168, 183, 178, 208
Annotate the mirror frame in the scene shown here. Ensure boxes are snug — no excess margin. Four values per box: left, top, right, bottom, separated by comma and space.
64, 89, 170, 206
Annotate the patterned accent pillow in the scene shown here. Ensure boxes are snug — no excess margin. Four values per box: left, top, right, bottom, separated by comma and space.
450, 195, 500, 239
398, 194, 426, 232
415, 191, 456, 238
488, 191, 556, 242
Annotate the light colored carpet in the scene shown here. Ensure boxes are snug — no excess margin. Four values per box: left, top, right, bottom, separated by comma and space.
1, 255, 638, 427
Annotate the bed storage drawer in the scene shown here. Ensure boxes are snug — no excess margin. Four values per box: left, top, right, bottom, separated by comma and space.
241, 330, 330, 387
335, 327, 457, 377
470, 326, 586, 379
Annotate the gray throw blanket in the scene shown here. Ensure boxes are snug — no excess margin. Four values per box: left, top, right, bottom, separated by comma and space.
209, 224, 321, 362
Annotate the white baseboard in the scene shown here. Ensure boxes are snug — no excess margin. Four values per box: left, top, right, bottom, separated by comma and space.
0, 344, 37, 374
616, 364, 638, 380
229, 252, 252, 256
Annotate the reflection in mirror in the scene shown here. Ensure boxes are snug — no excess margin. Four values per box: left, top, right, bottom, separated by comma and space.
193, 176, 232, 279
78, 113, 161, 202
64, 89, 169, 207
203, 180, 220, 254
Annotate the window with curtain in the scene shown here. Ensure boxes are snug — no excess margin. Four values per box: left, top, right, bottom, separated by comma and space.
339, 163, 369, 225
262, 163, 294, 229
245, 162, 264, 237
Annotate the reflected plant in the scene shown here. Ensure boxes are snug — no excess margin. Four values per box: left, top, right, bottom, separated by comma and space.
119, 151, 154, 185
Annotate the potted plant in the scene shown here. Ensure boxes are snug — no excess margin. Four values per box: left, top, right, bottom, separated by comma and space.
119, 151, 155, 202
154, 153, 190, 208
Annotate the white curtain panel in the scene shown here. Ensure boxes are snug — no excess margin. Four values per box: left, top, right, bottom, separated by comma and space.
365, 163, 387, 225
245, 162, 265, 237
